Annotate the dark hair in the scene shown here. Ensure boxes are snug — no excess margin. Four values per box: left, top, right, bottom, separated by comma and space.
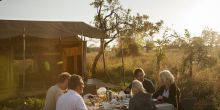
68, 74, 83, 90
133, 68, 145, 77
57, 72, 71, 83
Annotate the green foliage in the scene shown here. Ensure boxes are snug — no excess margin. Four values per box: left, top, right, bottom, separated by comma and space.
154, 28, 174, 71
0, 97, 44, 110
90, 0, 163, 74
116, 37, 141, 56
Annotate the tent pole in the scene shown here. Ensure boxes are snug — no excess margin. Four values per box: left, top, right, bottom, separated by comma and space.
22, 28, 26, 91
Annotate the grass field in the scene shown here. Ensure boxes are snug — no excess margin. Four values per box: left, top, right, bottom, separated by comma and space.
87, 48, 220, 110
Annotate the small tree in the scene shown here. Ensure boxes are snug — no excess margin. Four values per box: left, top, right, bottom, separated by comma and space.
154, 28, 173, 72
90, 0, 163, 74
201, 28, 218, 48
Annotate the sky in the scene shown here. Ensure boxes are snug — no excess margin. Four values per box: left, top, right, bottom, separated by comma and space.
0, 0, 220, 46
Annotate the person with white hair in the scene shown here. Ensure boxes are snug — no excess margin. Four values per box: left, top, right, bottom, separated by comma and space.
129, 80, 156, 110
153, 70, 180, 108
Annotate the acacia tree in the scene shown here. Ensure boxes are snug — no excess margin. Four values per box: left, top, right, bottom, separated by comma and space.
90, 0, 163, 74
177, 29, 215, 77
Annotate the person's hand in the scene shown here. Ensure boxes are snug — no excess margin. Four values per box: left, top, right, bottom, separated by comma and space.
156, 96, 164, 104
157, 96, 163, 101
125, 88, 131, 93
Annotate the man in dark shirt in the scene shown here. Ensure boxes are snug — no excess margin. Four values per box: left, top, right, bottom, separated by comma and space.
124, 68, 155, 94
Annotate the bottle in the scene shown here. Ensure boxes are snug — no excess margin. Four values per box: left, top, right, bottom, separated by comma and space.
106, 90, 112, 102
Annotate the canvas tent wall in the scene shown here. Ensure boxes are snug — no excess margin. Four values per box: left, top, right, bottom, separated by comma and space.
0, 19, 107, 100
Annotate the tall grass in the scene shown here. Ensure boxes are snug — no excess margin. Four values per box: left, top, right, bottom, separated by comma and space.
87, 49, 220, 110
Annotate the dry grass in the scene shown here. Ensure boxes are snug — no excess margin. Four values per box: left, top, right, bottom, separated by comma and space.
87, 49, 220, 110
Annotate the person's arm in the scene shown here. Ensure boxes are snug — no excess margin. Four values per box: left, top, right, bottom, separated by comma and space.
76, 96, 88, 110
55, 91, 63, 103
124, 83, 132, 94
152, 86, 164, 98
44, 88, 53, 110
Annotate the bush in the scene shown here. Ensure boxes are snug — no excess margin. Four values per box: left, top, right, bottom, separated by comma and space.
0, 97, 44, 110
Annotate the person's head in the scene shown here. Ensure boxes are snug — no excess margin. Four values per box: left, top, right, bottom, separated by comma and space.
68, 74, 84, 94
57, 72, 71, 90
133, 68, 145, 82
159, 70, 175, 87
131, 80, 146, 96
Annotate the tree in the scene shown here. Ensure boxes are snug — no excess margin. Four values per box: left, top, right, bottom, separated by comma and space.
154, 28, 174, 72
201, 28, 218, 48
179, 29, 215, 77
90, 0, 163, 74
145, 41, 155, 52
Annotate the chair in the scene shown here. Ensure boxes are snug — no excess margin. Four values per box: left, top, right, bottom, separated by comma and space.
180, 97, 197, 110
83, 84, 97, 95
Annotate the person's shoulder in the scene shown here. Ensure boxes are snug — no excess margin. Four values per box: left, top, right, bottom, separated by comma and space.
47, 85, 57, 92
138, 92, 151, 98
50, 85, 62, 93
68, 90, 82, 101
170, 83, 178, 89
143, 78, 153, 83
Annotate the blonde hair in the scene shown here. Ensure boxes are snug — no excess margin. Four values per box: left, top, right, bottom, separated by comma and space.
159, 70, 175, 87
131, 80, 146, 96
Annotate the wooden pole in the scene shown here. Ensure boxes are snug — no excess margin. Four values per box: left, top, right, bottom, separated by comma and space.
22, 28, 26, 91
121, 38, 125, 86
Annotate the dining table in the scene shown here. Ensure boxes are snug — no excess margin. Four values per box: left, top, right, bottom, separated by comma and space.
86, 99, 175, 110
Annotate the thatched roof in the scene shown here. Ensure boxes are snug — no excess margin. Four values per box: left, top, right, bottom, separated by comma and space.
0, 19, 108, 39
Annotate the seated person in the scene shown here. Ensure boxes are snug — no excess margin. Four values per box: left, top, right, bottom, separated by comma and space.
56, 74, 88, 110
129, 80, 156, 110
153, 70, 180, 108
124, 68, 155, 94
44, 72, 71, 110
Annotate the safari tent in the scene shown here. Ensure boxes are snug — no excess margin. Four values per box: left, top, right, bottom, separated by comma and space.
0, 20, 107, 100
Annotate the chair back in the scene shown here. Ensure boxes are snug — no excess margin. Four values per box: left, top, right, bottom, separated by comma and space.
181, 97, 197, 110
83, 84, 97, 95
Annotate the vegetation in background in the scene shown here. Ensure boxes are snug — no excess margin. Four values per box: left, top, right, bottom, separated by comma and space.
87, 28, 220, 110
90, 0, 163, 75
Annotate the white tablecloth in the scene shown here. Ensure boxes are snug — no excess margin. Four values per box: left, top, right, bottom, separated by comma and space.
156, 103, 174, 110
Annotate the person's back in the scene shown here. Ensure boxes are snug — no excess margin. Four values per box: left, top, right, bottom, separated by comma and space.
129, 92, 155, 110
56, 74, 88, 110
43, 72, 71, 110
44, 85, 62, 110
56, 90, 87, 110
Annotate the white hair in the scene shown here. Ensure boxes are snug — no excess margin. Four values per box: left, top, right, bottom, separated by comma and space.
159, 70, 175, 87
131, 80, 146, 96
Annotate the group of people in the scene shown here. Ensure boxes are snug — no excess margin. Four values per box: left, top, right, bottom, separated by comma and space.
44, 72, 87, 110
43, 68, 180, 110
125, 68, 180, 110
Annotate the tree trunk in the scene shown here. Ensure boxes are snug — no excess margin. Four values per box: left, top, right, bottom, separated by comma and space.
91, 37, 116, 75
91, 39, 104, 74
189, 54, 193, 77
